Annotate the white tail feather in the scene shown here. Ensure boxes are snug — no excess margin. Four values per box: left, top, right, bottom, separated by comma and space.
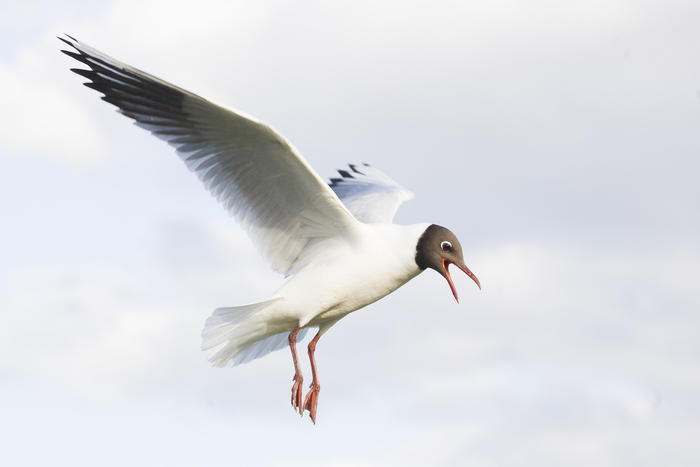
201, 297, 307, 367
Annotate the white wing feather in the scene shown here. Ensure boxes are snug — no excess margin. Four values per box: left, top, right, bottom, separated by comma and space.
61, 35, 360, 275
329, 164, 414, 223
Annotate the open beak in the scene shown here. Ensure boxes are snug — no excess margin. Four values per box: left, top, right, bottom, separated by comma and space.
442, 259, 481, 303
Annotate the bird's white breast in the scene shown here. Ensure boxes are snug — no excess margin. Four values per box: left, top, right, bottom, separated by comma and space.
273, 223, 430, 327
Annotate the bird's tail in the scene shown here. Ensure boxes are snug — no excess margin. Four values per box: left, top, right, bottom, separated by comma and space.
201, 296, 308, 367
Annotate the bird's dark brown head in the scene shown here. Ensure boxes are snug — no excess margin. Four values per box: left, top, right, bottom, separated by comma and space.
415, 224, 481, 303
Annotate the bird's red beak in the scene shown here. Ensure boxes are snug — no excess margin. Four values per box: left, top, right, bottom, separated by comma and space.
442, 258, 481, 303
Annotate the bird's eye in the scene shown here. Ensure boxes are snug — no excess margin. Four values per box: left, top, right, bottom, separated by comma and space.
441, 241, 452, 252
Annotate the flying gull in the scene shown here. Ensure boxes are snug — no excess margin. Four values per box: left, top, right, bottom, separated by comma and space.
60, 35, 481, 423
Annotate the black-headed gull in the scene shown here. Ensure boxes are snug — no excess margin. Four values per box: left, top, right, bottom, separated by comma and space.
60, 35, 480, 423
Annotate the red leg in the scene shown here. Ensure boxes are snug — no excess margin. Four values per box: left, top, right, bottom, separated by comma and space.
289, 325, 304, 415
303, 331, 322, 423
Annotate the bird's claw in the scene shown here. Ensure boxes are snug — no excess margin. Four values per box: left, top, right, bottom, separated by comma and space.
291, 374, 304, 415
303, 382, 320, 424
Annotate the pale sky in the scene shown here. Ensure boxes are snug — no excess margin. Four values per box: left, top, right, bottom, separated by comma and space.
1, 1, 699, 465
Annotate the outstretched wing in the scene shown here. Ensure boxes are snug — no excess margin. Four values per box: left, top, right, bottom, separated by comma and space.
329, 164, 414, 223
60, 35, 360, 275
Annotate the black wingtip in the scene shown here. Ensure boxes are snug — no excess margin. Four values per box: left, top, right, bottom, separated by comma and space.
58, 34, 79, 51
70, 67, 94, 78
63, 48, 85, 61
348, 164, 366, 176
337, 170, 354, 179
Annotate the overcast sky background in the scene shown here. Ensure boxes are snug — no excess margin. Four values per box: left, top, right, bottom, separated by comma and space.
1, 0, 699, 465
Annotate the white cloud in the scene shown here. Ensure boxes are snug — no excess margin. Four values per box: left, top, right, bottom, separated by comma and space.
0, 219, 283, 401
0, 42, 106, 167
0, 268, 178, 400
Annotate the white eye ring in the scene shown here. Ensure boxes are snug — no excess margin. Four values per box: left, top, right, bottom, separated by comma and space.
440, 241, 452, 252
